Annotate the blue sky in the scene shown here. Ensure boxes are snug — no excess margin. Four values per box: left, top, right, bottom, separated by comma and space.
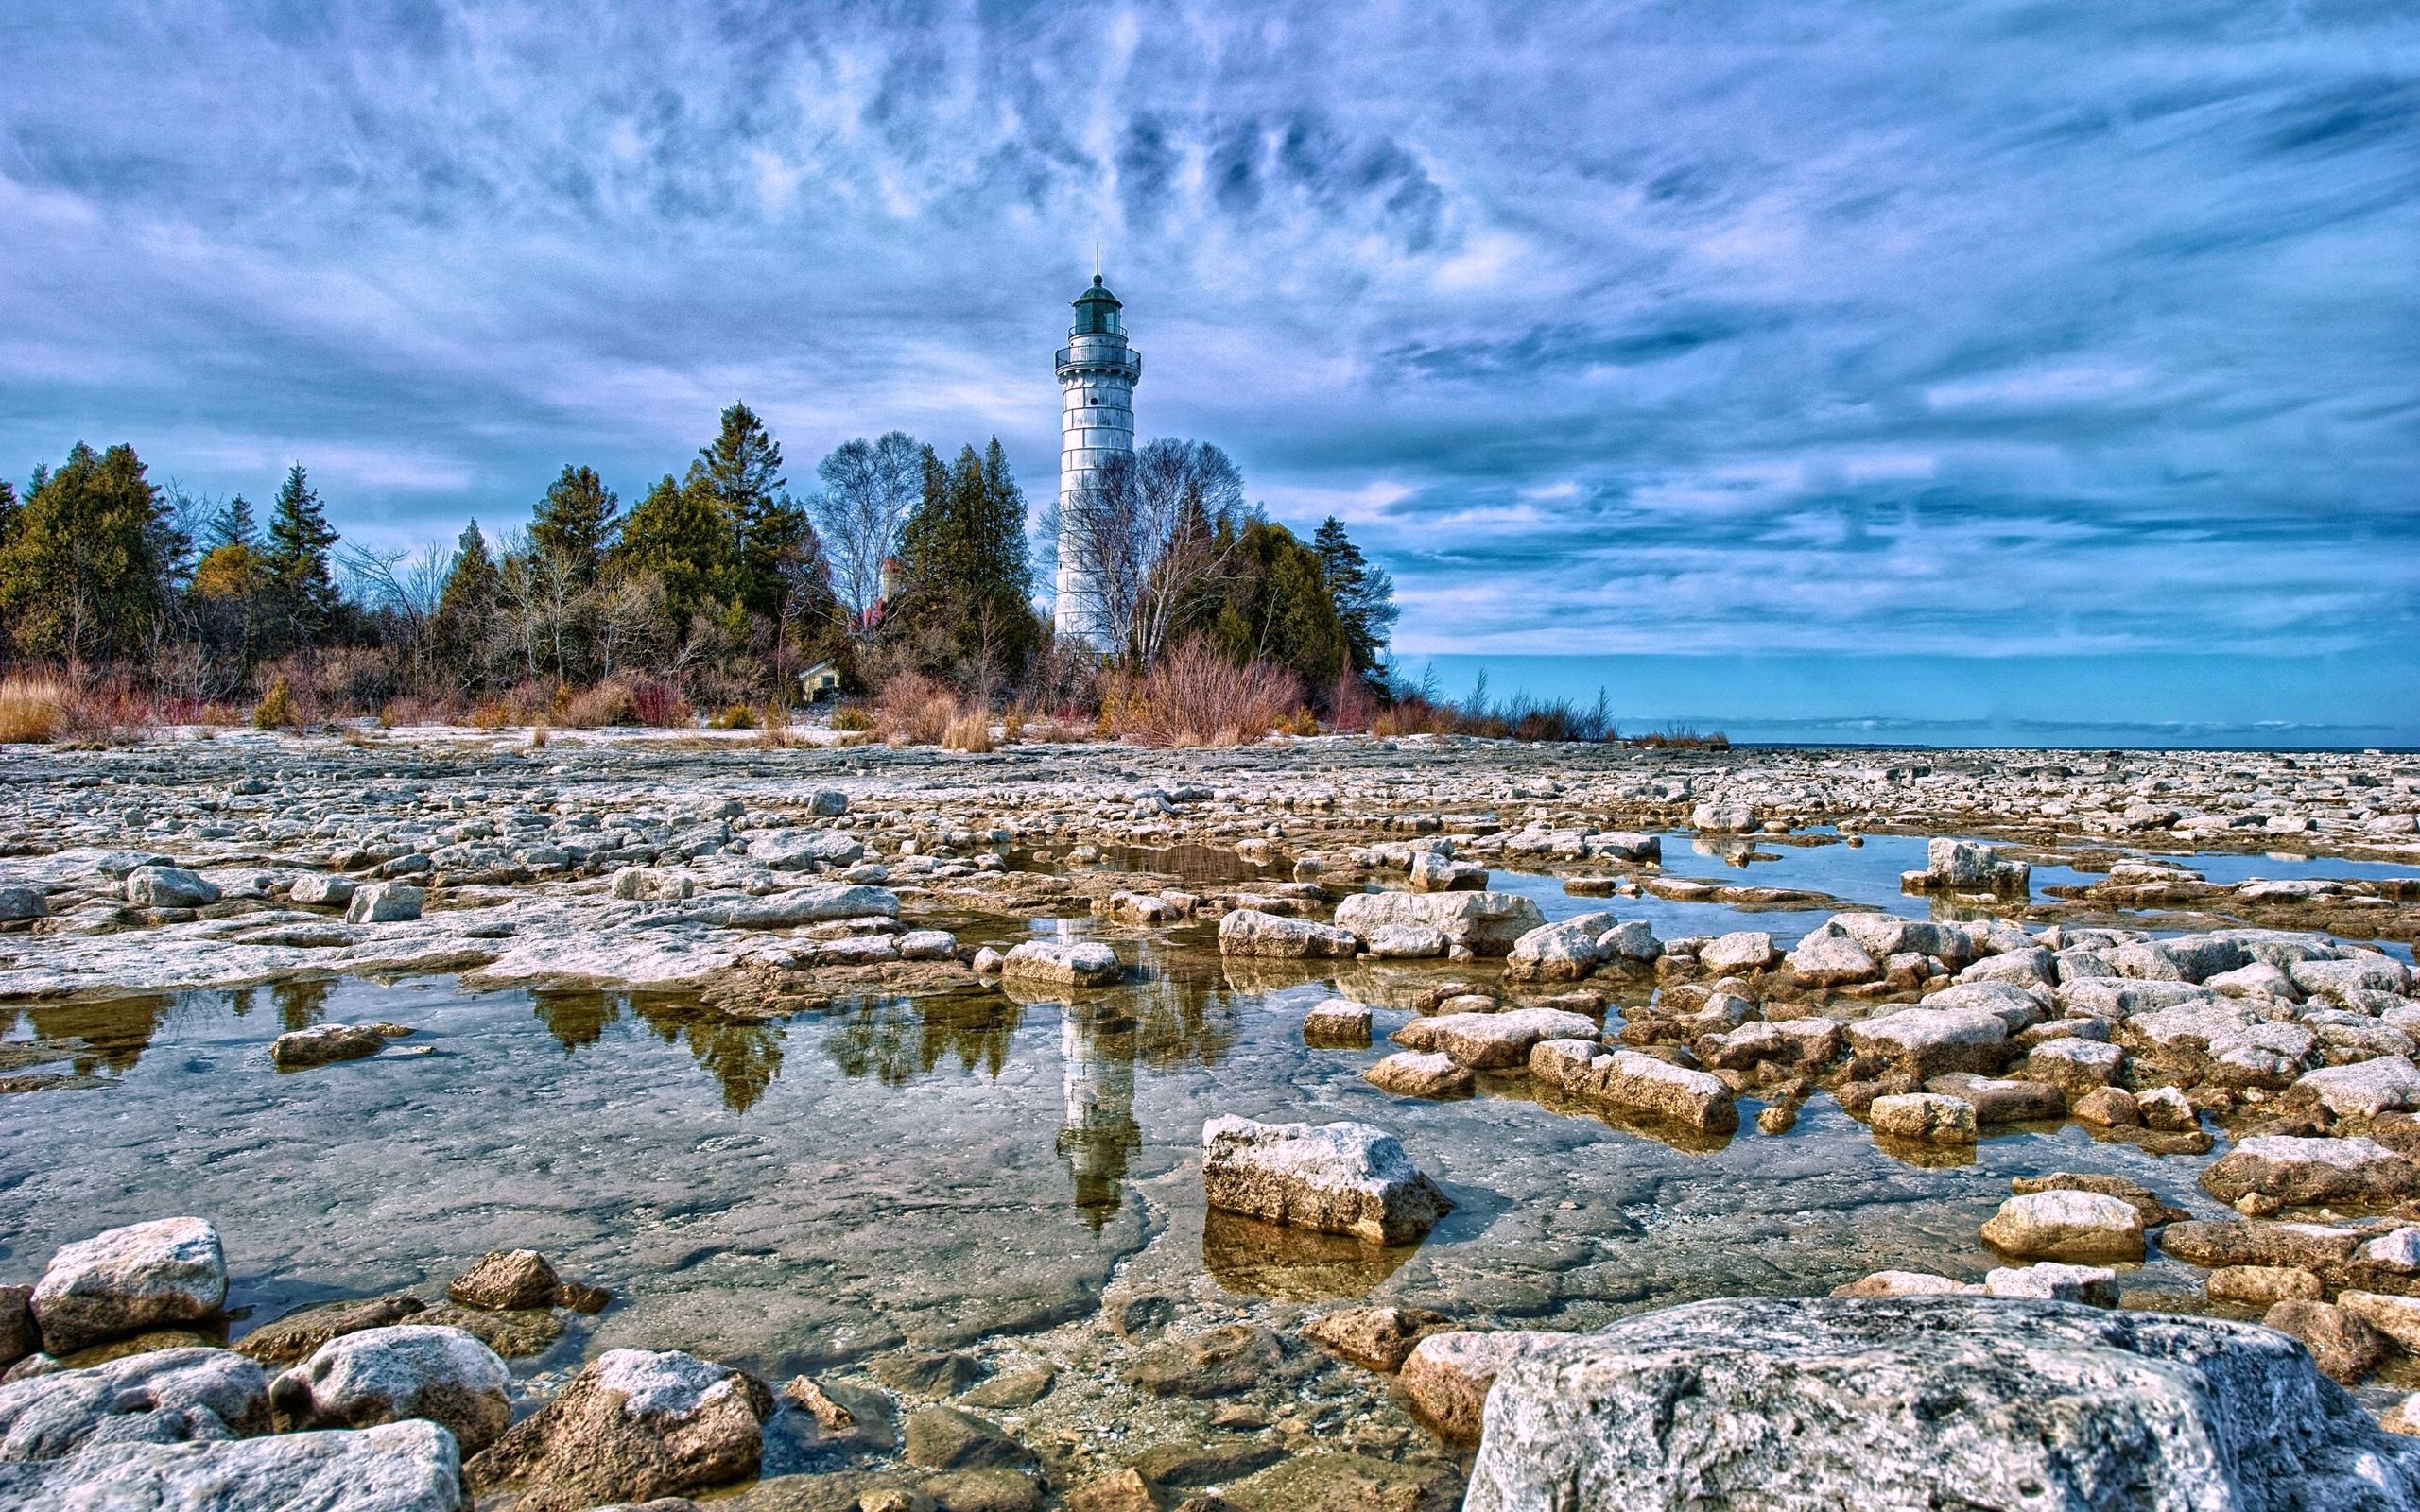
2, 3, 2415, 738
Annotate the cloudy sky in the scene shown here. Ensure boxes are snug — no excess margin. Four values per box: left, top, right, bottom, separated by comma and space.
3, 2, 2414, 733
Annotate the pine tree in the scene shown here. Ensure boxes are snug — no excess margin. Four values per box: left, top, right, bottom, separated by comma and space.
0, 443, 176, 663
430, 522, 501, 686
529, 465, 620, 586
1312, 516, 1397, 684
203, 495, 259, 553
895, 439, 1040, 688
611, 469, 735, 631
262, 464, 341, 650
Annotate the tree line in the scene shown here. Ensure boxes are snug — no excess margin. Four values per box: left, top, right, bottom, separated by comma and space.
0, 404, 1394, 723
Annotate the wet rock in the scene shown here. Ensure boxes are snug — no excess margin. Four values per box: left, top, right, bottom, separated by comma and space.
1845, 1006, 2009, 1078
33, 1216, 227, 1355
1502, 915, 1615, 982
270, 1323, 510, 1456
468, 1348, 773, 1512
447, 1248, 562, 1311
0, 1418, 463, 1510
1127, 1324, 1284, 1399
1463, 1297, 2420, 1512
1981, 1263, 2118, 1305
1979, 1191, 2145, 1263
1301, 1000, 1372, 1048
2200, 1135, 2420, 1208
1698, 931, 1777, 974
903, 1404, 1034, 1471
2264, 1299, 2387, 1384
1566, 1049, 1738, 1134
1392, 1006, 1598, 1071
1832, 1270, 1971, 1298
2338, 1291, 2420, 1352
1869, 1092, 1976, 1145
0, 1345, 268, 1458
1363, 1051, 1473, 1100
1218, 1451, 1462, 1512
897, 929, 959, 961
235, 1294, 428, 1366
1330, 891, 1544, 957
2163, 1219, 2362, 1272
875, 1349, 981, 1397
1000, 939, 1123, 986
125, 866, 220, 909
347, 882, 425, 923
2008, 1173, 2184, 1230
1787, 928, 1879, 987
1201, 1116, 1452, 1243
959, 1365, 1053, 1411
1408, 850, 1486, 893
2023, 1036, 2122, 1094
1301, 1305, 1454, 1372
1362, 923, 1449, 959
270, 1022, 389, 1070
2138, 1085, 2201, 1132
0, 1289, 35, 1372
2208, 1266, 2325, 1305
1399, 1331, 1538, 1445
1216, 910, 1357, 960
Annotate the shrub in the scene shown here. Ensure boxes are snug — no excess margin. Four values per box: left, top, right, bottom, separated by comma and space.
562, 681, 637, 729
1104, 638, 1305, 748
467, 700, 517, 730
711, 704, 758, 730
253, 677, 300, 731
874, 672, 959, 746
1280, 706, 1321, 737
629, 679, 691, 729
999, 706, 1026, 745
942, 711, 994, 752
830, 704, 875, 732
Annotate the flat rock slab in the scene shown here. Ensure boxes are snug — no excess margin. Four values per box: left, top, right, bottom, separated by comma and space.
1464, 1297, 2420, 1511
0, 1418, 464, 1510
1201, 1116, 1452, 1245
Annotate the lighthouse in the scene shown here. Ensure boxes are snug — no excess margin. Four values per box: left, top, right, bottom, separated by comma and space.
1053, 270, 1142, 644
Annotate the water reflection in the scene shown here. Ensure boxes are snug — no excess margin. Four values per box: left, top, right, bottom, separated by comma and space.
1201, 1208, 1421, 1299
824, 992, 1022, 1086
531, 989, 786, 1114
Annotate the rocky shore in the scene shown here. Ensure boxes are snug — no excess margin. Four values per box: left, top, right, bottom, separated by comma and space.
4, 727, 2420, 1508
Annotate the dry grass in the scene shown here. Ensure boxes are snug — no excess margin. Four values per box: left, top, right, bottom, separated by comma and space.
0, 675, 70, 743
874, 672, 959, 746
1103, 638, 1305, 748
942, 711, 994, 752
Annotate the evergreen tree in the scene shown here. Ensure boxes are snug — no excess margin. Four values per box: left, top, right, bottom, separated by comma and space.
611, 469, 735, 631
430, 521, 500, 685
529, 465, 620, 586
1312, 516, 1397, 684
894, 439, 1040, 688
0, 478, 24, 555
203, 495, 259, 553
0, 442, 176, 663
262, 464, 341, 650
692, 403, 826, 625
1200, 518, 1349, 688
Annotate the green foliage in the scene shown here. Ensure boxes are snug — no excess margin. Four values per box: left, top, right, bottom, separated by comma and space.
1194, 518, 1349, 690
613, 469, 735, 630
1312, 516, 1397, 684
262, 464, 341, 651
892, 438, 1040, 689
431, 522, 500, 685
0, 442, 176, 663
203, 494, 258, 553
252, 676, 299, 730
529, 466, 620, 587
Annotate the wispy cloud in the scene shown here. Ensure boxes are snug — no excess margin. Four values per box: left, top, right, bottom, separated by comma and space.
0, 0, 2412, 669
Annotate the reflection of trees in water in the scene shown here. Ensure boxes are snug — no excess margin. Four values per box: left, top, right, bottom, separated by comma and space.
824, 992, 1023, 1087
271, 979, 333, 1033
26, 993, 175, 1075
528, 989, 785, 1114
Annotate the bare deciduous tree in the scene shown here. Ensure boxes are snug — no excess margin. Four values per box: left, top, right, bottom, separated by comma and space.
812, 431, 923, 638
1052, 438, 1245, 666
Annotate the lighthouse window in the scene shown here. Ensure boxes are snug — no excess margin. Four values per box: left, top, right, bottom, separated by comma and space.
1088, 396, 1098, 405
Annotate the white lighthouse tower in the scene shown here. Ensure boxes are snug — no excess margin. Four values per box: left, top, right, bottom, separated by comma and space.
1053, 269, 1141, 644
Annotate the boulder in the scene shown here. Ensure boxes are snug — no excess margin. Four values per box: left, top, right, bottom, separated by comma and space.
236, 1295, 427, 1366
124, 866, 219, 909
1392, 1007, 1599, 1071
809, 789, 849, 817
467, 1349, 773, 1512
2337, 1291, 2420, 1352
1979, 1191, 2145, 1263
1301, 1306, 1453, 1372
1199, 1116, 1452, 1245
0, 1419, 463, 1510
2262, 1299, 2387, 1384
2163, 1220, 2363, 1272
1331, 891, 1545, 957
2208, 1266, 2325, 1306
0, 1346, 268, 1459
1923, 1074, 2066, 1125
1363, 1051, 1474, 1100
2291, 1057, 2420, 1120
2007, 1173, 2184, 1231
0, 885, 48, 921
2138, 1085, 2201, 1132
1408, 850, 1487, 892
288, 873, 357, 906
1981, 1264, 2118, 1305
1598, 919, 1661, 962
611, 867, 696, 902
1301, 1000, 1373, 1048
270, 1022, 388, 1070
1845, 1007, 2009, 1078
999, 939, 1122, 987
1699, 932, 1777, 974
33, 1217, 227, 1355
271, 1325, 510, 1456
1568, 1049, 1737, 1134
1399, 1331, 1537, 1445
0, 1288, 35, 1372
2023, 1037, 2123, 1094
1869, 1092, 1976, 1145
902, 1404, 1033, 1472
1787, 929, 1879, 987
1362, 923, 1449, 959
1462, 1297, 2420, 1511
447, 1249, 562, 1312
1502, 915, 1616, 982
1126, 1323, 1283, 1400
346, 883, 425, 924
1921, 840, 2028, 893
1216, 910, 1357, 960
2200, 1135, 2420, 1208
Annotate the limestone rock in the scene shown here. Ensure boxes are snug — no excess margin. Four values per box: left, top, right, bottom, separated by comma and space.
1698, 931, 1777, 974
1330, 891, 1545, 957
1392, 1007, 1598, 1071
1569, 1049, 1738, 1134
271, 1022, 389, 1070
1216, 910, 1357, 960
271, 1324, 510, 1456
745, 831, 864, 869
999, 939, 1122, 986
1362, 1051, 1474, 1100
0, 1289, 36, 1373
2162, 1220, 2362, 1272
2263, 1299, 2387, 1384
0, 1346, 268, 1459
1787, 928, 1879, 987
2200, 1135, 2420, 1208
288, 873, 356, 906
125, 866, 220, 909
2024, 1036, 2123, 1094
1362, 923, 1449, 959
1301, 1306, 1454, 1372
236, 1295, 428, 1366
2007, 1173, 2184, 1230
347, 882, 425, 924
0, 1419, 463, 1510
33, 1217, 227, 1355
2209, 1266, 2325, 1306
1399, 1331, 1538, 1445
1981, 1264, 2118, 1305
0, 886, 48, 921
467, 1348, 773, 1512
2337, 1291, 2420, 1352
1869, 1092, 1977, 1145
1979, 1191, 2145, 1263
448, 1249, 564, 1311
1127, 1324, 1284, 1399
1200, 1116, 1452, 1245
903, 1404, 1033, 1471
1301, 1000, 1372, 1048
1503, 915, 1615, 982
1845, 1007, 2009, 1078
2292, 1056, 2420, 1120
1462, 1297, 2420, 1512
